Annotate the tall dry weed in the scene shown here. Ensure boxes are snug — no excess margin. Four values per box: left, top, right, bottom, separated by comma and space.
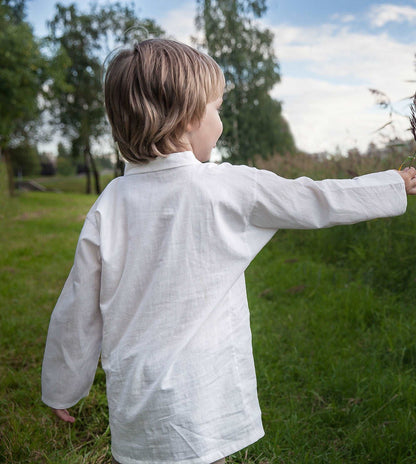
399, 93, 416, 170
256, 140, 415, 180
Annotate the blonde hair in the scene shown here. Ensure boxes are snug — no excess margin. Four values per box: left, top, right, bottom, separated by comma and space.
104, 38, 225, 163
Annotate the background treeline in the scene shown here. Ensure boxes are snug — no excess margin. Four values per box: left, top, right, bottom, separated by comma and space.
0, 0, 163, 195
2, 0, 415, 198
1, 0, 298, 196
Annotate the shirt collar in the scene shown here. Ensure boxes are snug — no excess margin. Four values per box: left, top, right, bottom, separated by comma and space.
124, 151, 200, 175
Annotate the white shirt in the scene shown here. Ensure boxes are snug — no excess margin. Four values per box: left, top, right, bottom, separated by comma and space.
42, 151, 406, 464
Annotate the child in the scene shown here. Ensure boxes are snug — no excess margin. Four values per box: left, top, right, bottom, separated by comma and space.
41, 38, 416, 464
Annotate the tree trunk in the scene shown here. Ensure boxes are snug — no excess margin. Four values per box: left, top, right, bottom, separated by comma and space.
114, 149, 125, 178
83, 146, 91, 194
86, 140, 101, 194
3, 147, 15, 197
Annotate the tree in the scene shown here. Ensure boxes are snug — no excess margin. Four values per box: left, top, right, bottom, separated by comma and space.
3, 0, 25, 21
0, 0, 45, 195
46, 3, 164, 194
56, 141, 75, 176
10, 140, 40, 176
196, 0, 295, 165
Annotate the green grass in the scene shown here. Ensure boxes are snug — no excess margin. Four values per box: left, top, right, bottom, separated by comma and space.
0, 192, 109, 463
1, 188, 416, 463
28, 173, 114, 194
244, 229, 416, 463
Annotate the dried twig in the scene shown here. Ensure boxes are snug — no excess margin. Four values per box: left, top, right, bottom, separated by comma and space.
398, 93, 416, 170
410, 93, 416, 143
369, 88, 393, 116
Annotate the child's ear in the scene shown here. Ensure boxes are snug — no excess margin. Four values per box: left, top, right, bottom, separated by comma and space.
186, 118, 200, 134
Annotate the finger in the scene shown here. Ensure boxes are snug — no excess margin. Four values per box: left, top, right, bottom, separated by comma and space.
52, 408, 75, 423
407, 179, 416, 195
402, 166, 416, 175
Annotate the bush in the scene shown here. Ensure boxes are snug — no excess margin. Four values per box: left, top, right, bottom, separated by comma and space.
56, 156, 75, 176
279, 196, 416, 301
10, 142, 40, 177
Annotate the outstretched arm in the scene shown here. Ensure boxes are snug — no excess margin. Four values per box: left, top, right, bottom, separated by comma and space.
249, 168, 407, 231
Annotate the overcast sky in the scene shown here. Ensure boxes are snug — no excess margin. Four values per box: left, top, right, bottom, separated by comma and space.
26, 0, 416, 155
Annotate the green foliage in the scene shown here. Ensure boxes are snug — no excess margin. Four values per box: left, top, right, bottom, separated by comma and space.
2, 0, 25, 22
95, 154, 114, 171
0, 157, 7, 204
56, 156, 75, 176
282, 198, 416, 301
196, 0, 295, 164
56, 142, 75, 176
46, 4, 107, 140
10, 141, 40, 176
0, 0, 46, 195
45, 3, 164, 193
0, 1, 44, 145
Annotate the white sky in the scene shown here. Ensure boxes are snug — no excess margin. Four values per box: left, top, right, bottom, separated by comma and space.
26, 0, 416, 155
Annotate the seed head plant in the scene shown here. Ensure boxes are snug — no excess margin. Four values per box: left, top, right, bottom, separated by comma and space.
399, 93, 416, 170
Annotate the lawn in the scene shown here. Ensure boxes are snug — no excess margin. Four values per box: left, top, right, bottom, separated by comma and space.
1, 186, 416, 463
28, 173, 114, 194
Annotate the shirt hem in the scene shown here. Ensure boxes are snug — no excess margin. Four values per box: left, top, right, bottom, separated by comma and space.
41, 395, 84, 410
111, 428, 265, 464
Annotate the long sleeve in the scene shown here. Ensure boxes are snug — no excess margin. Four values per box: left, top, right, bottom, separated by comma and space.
42, 214, 103, 409
250, 169, 407, 230
242, 168, 407, 259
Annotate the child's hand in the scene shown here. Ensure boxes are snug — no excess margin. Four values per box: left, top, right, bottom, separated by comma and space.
398, 167, 416, 195
52, 408, 75, 423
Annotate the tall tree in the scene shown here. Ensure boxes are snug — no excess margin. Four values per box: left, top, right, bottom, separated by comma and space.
46, 3, 164, 194
196, 0, 295, 165
3, 0, 25, 21
0, 0, 45, 195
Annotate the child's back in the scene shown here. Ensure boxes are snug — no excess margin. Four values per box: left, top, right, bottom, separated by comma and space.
41, 39, 416, 464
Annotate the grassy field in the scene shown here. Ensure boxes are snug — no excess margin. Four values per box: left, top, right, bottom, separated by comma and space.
26, 174, 114, 194
1, 175, 416, 463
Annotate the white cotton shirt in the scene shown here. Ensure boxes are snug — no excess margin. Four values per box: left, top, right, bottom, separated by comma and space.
42, 151, 407, 464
